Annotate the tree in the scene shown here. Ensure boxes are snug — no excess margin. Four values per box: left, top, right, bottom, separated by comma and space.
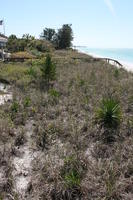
41, 54, 56, 85
41, 28, 55, 42
22, 34, 35, 42
7, 35, 19, 52
55, 24, 73, 49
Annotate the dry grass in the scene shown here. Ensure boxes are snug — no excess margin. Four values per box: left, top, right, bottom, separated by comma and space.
0, 50, 133, 199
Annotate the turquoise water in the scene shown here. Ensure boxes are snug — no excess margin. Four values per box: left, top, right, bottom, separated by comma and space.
77, 47, 133, 64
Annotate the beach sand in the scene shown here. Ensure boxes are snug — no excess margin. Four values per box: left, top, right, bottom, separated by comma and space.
77, 49, 133, 72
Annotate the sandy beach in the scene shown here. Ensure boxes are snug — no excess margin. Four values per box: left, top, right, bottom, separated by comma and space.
77, 48, 133, 72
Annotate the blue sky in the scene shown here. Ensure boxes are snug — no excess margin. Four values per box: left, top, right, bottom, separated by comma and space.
0, 0, 133, 48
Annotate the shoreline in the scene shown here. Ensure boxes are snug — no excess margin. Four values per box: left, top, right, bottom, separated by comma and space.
76, 48, 133, 72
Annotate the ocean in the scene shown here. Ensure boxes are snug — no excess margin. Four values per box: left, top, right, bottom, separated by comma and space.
76, 47, 133, 71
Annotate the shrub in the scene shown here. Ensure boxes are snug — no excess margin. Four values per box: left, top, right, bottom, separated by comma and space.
41, 54, 56, 84
96, 98, 122, 128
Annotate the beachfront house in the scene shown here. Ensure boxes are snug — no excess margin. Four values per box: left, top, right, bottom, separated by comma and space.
0, 35, 8, 61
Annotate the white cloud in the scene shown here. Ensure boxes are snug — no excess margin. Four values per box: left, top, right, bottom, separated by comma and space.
104, 0, 115, 16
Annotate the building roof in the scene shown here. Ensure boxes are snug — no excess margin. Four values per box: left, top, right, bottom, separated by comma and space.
0, 36, 7, 43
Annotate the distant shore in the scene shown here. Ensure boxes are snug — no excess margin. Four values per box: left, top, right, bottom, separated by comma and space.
76, 47, 133, 72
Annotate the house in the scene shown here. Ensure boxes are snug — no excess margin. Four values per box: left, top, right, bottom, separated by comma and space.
0, 35, 7, 47
0, 35, 8, 61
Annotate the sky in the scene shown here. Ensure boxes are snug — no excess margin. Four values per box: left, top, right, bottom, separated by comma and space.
0, 0, 133, 48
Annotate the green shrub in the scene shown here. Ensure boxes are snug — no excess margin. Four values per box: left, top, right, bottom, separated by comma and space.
41, 54, 56, 84
96, 98, 121, 128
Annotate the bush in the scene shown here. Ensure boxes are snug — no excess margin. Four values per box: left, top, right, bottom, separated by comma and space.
96, 98, 122, 128
41, 54, 56, 84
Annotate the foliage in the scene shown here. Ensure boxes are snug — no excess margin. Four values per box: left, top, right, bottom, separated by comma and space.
41, 28, 55, 42
54, 24, 73, 49
41, 24, 73, 49
41, 54, 56, 84
96, 98, 122, 128
7, 35, 54, 53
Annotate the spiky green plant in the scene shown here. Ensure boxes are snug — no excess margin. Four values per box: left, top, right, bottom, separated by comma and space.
96, 98, 122, 128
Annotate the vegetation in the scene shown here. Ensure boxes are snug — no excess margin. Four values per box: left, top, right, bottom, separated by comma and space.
41, 24, 73, 49
55, 24, 73, 49
96, 97, 122, 128
6, 24, 73, 56
7, 34, 54, 53
41, 54, 56, 84
0, 50, 133, 200
41, 28, 56, 42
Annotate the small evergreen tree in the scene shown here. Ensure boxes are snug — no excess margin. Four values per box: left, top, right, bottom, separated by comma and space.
41, 54, 56, 85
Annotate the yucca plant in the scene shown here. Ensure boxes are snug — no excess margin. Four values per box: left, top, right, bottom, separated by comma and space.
96, 98, 122, 128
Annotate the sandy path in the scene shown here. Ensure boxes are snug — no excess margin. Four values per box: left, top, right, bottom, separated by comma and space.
12, 120, 35, 199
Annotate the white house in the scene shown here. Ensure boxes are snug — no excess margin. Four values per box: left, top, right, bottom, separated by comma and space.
0, 35, 8, 60
0, 35, 7, 47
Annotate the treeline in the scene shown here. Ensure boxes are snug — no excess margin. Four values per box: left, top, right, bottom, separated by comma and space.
41, 24, 73, 49
7, 24, 73, 53
7, 34, 54, 53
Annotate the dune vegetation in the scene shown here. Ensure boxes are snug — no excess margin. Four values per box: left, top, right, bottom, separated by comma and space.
0, 48, 133, 200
